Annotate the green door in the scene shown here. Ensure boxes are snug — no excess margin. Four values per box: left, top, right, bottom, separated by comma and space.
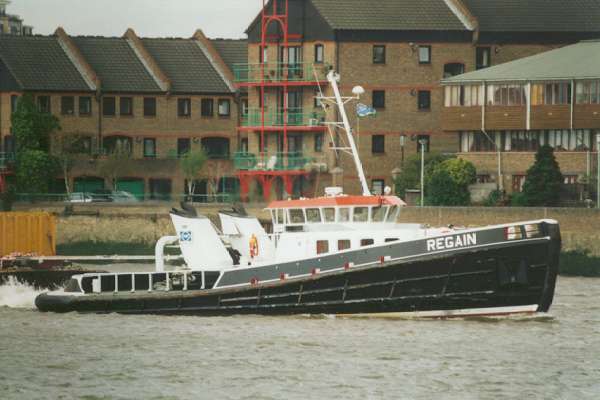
116, 179, 145, 200
74, 177, 104, 194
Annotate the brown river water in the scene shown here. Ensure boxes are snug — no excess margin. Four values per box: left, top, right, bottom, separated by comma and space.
0, 276, 599, 400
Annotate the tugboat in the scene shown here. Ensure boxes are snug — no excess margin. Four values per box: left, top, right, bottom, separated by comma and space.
36, 71, 561, 317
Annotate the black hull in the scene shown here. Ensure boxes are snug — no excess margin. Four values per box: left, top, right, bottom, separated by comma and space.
36, 222, 561, 317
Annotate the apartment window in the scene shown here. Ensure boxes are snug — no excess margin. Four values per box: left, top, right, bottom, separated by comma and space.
418, 45, 431, 64
476, 47, 491, 70
314, 44, 324, 64
509, 131, 541, 152
576, 81, 600, 104
531, 83, 571, 106
201, 99, 214, 117
316, 240, 329, 255
373, 45, 386, 64
79, 96, 92, 116
487, 84, 527, 106
338, 239, 351, 251
443, 63, 465, 79
417, 135, 430, 153
218, 99, 230, 117
143, 97, 157, 117
564, 175, 578, 185
314, 133, 324, 152
143, 138, 156, 158
512, 175, 526, 192
460, 132, 496, 152
79, 136, 92, 155
372, 179, 385, 195
102, 97, 116, 116
444, 85, 484, 107
177, 138, 190, 157
372, 134, 385, 154
372, 90, 385, 109
418, 90, 431, 110
241, 99, 249, 116
240, 138, 249, 153
120, 97, 133, 116
178, 98, 191, 117
10, 95, 18, 113
314, 88, 323, 108
542, 129, 591, 152
259, 46, 268, 63
202, 137, 230, 159
37, 96, 51, 113
61, 96, 75, 115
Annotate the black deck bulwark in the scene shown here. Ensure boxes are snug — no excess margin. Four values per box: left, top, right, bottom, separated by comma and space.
36, 221, 561, 316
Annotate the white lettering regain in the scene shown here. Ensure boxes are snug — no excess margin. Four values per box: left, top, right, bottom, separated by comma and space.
426, 233, 477, 252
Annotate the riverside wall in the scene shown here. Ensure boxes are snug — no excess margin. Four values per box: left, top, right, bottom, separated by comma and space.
13, 203, 600, 255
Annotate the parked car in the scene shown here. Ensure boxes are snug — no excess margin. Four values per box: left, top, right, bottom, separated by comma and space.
110, 191, 139, 203
91, 189, 114, 202
67, 192, 93, 203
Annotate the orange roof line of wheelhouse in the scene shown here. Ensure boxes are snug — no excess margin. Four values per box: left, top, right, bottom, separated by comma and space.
266, 195, 407, 209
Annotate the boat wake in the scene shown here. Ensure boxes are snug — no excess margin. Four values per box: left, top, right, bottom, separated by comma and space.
0, 277, 48, 309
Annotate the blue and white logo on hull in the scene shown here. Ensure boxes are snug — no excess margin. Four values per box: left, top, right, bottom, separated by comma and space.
180, 231, 193, 242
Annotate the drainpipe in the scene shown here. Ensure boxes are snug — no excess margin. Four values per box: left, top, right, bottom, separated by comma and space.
96, 91, 102, 155
481, 82, 502, 191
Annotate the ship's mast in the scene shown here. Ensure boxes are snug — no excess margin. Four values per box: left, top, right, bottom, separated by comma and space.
319, 70, 371, 196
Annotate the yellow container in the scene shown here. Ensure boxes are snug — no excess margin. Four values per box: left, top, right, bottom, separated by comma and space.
0, 212, 56, 257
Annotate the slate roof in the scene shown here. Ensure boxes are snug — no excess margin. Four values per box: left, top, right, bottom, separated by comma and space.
463, 0, 600, 32
442, 40, 600, 83
308, 0, 467, 31
0, 35, 91, 91
72, 36, 161, 93
211, 39, 248, 71
142, 38, 232, 94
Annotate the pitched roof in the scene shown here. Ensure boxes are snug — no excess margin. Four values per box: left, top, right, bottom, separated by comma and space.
309, 0, 467, 31
0, 35, 92, 91
142, 38, 232, 94
72, 36, 162, 93
442, 40, 600, 83
463, 0, 600, 32
210, 39, 248, 71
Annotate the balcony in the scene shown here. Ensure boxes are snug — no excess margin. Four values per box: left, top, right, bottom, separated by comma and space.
233, 62, 329, 86
233, 152, 317, 171
240, 108, 326, 131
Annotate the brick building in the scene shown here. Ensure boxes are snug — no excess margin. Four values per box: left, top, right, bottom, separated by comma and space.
441, 40, 600, 197
239, 0, 600, 198
0, 0, 33, 36
0, 28, 247, 199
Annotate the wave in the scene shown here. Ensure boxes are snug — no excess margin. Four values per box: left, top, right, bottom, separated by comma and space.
0, 277, 48, 309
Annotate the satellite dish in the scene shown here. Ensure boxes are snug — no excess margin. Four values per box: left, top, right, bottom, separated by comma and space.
352, 86, 365, 95
384, 186, 392, 195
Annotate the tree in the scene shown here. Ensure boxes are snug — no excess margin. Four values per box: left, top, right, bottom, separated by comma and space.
15, 149, 56, 194
99, 148, 131, 191
425, 158, 476, 206
521, 145, 563, 206
52, 131, 87, 196
180, 148, 207, 196
393, 152, 451, 198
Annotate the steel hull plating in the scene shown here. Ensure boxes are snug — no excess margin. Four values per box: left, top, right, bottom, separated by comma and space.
36, 222, 561, 317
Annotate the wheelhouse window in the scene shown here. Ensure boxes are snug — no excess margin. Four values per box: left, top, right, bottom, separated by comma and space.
143, 138, 156, 158
102, 97, 116, 116
61, 96, 75, 115
338, 208, 350, 222
418, 90, 431, 111
306, 208, 322, 223
144, 97, 157, 117
120, 97, 133, 116
316, 240, 329, 255
372, 90, 385, 109
371, 205, 387, 222
323, 208, 335, 222
37, 96, 51, 113
372, 135, 385, 154
178, 98, 191, 117
360, 239, 374, 247
353, 207, 368, 222
314, 44, 324, 64
218, 99, 230, 117
373, 45, 386, 64
338, 240, 351, 251
476, 47, 491, 70
386, 206, 399, 222
531, 83, 571, 105
201, 99, 214, 117
79, 96, 92, 116
289, 209, 305, 224
418, 45, 431, 64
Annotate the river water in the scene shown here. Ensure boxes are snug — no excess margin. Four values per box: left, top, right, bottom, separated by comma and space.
0, 276, 599, 400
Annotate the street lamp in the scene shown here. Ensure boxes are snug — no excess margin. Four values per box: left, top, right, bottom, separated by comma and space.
418, 138, 428, 207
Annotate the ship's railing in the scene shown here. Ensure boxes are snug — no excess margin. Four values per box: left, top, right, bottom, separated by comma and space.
241, 108, 326, 128
233, 62, 329, 84
234, 151, 322, 171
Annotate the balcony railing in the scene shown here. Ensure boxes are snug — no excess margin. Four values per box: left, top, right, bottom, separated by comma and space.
233, 62, 329, 84
241, 108, 326, 128
233, 152, 315, 171
0, 152, 15, 170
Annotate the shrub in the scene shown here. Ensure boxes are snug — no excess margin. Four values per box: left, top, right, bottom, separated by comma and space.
425, 158, 476, 206
521, 145, 563, 206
